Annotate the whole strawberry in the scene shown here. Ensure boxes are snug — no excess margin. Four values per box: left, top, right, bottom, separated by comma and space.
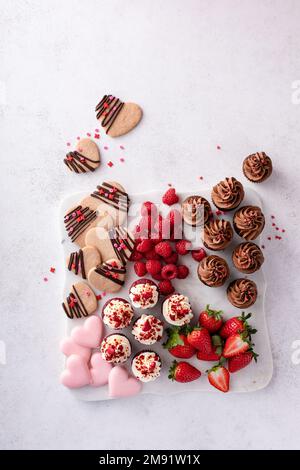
207, 363, 230, 393
220, 312, 256, 339
187, 326, 213, 354
228, 350, 258, 373
199, 305, 223, 333
223, 332, 251, 358
196, 335, 223, 361
168, 360, 201, 383
164, 326, 196, 359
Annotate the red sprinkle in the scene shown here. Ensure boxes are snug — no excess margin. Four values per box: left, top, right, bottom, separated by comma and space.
198, 176, 203, 180
168, 183, 172, 187
120, 145, 125, 150
217, 145, 221, 150
96, 295, 102, 301
104, 146, 109, 150
282, 229, 285, 233
107, 161, 114, 167
272, 223, 275, 226
66, 142, 71, 147
267, 237, 271, 240
271, 215, 275, 219
50, 267, 55, 273
120, 158, 125, 163
261, 245, 265, 249
43, 277, 48, 282
87, 132, 91, 137
77, 136, 80, 140
94, 133, 100, 139
95, 128, 99, 132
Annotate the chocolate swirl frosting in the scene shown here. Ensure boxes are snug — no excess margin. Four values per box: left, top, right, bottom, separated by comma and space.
233, 206, 265, 240
203, 219, 233, 251
198, 255, 229, 287
227, 278, 257, 308
211, 177, 244, 211
232, 242, 264, 274
182, 195, 211, 226
243, 152, 272, 183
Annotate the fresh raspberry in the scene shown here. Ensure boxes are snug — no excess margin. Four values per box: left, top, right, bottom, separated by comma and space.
130, 250, 144, 261
165, 251, 179, 264
144, 248, 161, 260
175, 240, 191, 255
152, 272, 163, 281
134, 261, 147, 277
162, 188, 179, 206
177, 265, 189, 279
161, 264, 178, 280
136, 239, 153, 253
191, 248, 207, 262
155, 241, 173, 258
158, 280, 175, 296
141, 201, 158, 218
146, 259, 162, 275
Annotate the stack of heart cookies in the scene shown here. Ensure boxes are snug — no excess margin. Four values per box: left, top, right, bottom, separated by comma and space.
62, 180, 135, 318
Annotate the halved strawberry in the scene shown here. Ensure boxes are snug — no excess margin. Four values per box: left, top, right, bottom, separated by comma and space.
220, 312, 256, 339
228, 350, 258, 373
168, 360, 201, 383
187, 327, 213, 354
199, 305, 223, 333
223, 333, 251, 358
207, 364, 230, 393
196, 335, 223, 361
163, 326, 196, 359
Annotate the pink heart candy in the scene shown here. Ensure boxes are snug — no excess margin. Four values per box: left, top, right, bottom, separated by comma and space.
60, 337, 91, 362
71, 315, 103, 348
108, 366, 142, 398
90, 352, 113, 387
60, 355, 91, 389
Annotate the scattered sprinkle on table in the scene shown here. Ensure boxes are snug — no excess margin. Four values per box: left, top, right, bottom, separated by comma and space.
107, 161, 113, 167
50, 267, 56, 273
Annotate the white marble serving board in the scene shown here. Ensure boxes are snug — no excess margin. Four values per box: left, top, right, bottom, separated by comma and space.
59, 188, 273, 400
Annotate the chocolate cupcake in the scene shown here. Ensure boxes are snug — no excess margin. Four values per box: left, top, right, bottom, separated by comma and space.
211, 177, 244, 211
202, 219, 233, 251
243, 152, 272, 183
232, 242, 264, 274
131, 351, 162, 382
233, 205, 265, 240
227, 278, 257, 308
102, 297, 134, 329
129, 279, 159, 309
132, 314, 164, 345
181, 195, 211, 226
198, 255, 230, 287
100, 333, 132, 363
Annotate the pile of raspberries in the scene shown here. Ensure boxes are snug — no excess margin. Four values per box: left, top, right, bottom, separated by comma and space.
130, 188, 207, 296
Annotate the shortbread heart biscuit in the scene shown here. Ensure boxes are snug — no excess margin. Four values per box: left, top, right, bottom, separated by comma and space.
88, 258, 126, 293
85, 226, 135, 265
64, 204, 101, 247
64, 138, 100, 173
80, 181, 129, 229
62, 282, 97, 319
67, 245, 101, 279
95, 94, 142, 137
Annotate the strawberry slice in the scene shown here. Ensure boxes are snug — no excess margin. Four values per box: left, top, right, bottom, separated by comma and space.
207, 364, 230, 393
228, 350, 258, 373
223, 333, 250, 358
168, 360, 201, 383
163, 326, 196, 359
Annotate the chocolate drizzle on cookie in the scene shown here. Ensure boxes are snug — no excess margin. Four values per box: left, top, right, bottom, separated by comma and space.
109, 226, 135, 265
62, 285, 89, 319
91, 181, 129, 212
64, 151, 100, 174
64, 205, 97, 243
94, 262, 126, 286
68, 249, 86, 279
95, 95, 125, 134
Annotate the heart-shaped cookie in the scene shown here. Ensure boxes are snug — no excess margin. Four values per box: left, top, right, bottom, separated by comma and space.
108, 366, 142, 398
88, 258, 126, 294
95, 95, 142, 137
64, 204, 102, 247
80, 181, 129, 230
60, 337, 91, 362
62, 282, 97, 319
67, 245, 101, 279
85, 226, 135, 265
64, 138, 100, 173
60, 354, 91, 389
90, 352, 113, 387
71, 315, 103, 348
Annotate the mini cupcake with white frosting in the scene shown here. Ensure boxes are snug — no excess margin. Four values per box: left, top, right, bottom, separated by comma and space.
100, 333, 131, 364
131, 351, 162, 382
129, 279, 159, 309
102, 297, 134, 329
132, 314, 164, 345
162, 293, 193, 326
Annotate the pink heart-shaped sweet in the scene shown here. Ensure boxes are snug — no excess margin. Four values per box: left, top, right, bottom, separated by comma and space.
108, 366, 142, 398
71, 315, 103, 348
60, 354, 91, 389
90, 352, 113, 387
60, 337, 91, 362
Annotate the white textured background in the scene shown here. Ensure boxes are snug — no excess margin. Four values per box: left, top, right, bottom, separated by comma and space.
1, 0, 300, 450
